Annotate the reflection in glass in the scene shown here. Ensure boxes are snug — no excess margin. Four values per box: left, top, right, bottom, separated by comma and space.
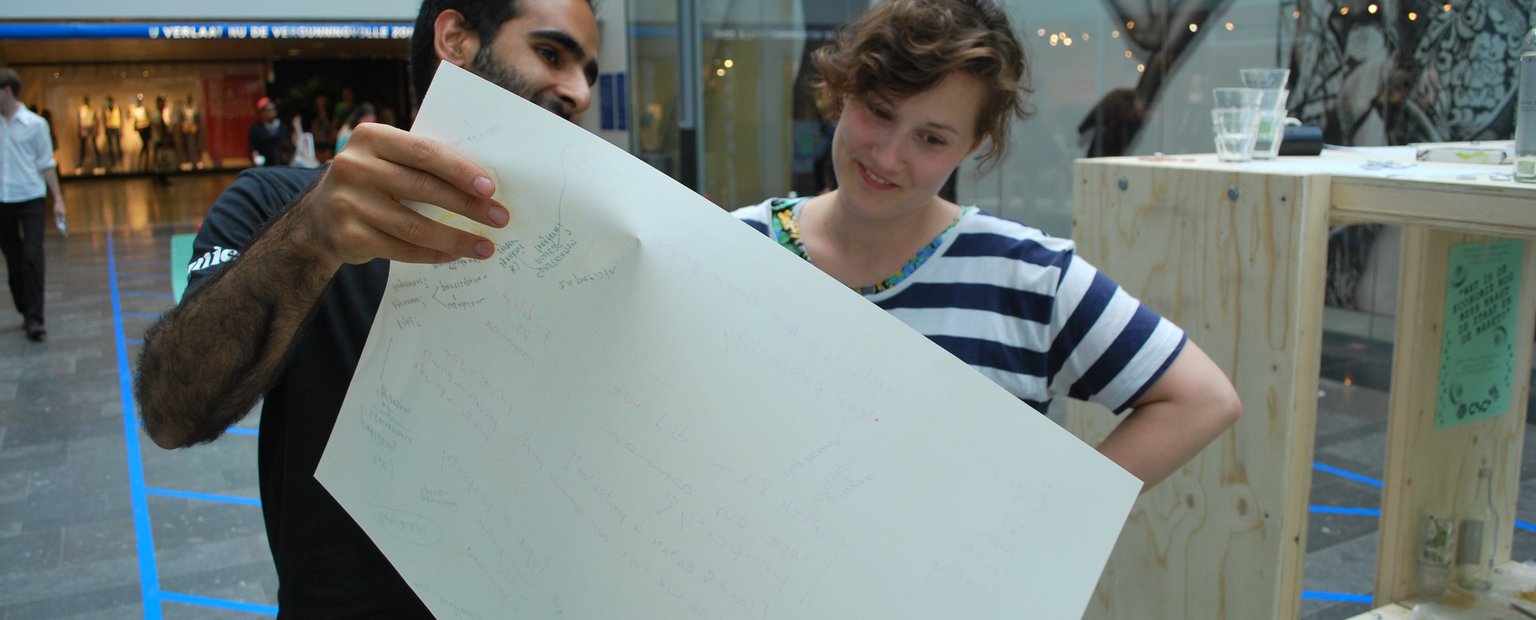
629, 0, 866, 208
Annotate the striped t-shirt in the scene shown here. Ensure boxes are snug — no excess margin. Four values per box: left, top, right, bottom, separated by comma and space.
732, 197, 1186, 413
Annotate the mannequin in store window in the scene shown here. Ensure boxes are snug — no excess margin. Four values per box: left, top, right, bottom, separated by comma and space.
162, 94, 185, 169
76, 96, 101, 172
33, 100, 55, 152
102, 95, 124, 169
149, 95, 173, 184
180, 95, 203, 168
131, 94, 152, 171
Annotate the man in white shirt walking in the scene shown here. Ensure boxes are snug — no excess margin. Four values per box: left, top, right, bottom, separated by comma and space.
0, 68, 66, 341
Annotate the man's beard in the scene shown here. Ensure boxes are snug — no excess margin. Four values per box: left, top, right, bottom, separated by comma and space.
472, 46, 570, 120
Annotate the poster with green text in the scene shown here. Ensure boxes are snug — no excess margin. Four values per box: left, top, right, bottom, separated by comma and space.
1436, 240, 1524, 428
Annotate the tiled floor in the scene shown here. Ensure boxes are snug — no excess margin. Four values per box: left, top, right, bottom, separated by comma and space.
1, 173, 275, 619
0, 173, 1532, 618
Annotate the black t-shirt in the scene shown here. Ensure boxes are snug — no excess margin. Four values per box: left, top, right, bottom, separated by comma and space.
188, 166, 432, 618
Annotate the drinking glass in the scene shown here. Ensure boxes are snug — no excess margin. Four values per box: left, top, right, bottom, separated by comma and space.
1240, 68, 1291, 91
1211, 87, 1262, 111
1240, 69, 1292, 159
1250, 90, 1291, 160
1211, 108, 1260, 162
1417, 509, 1455, 602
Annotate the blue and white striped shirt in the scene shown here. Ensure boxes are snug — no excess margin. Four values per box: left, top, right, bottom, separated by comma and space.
733, 197, 1185, 413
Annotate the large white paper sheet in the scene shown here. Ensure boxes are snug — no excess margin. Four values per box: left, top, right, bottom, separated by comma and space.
316, 63, 1141, 619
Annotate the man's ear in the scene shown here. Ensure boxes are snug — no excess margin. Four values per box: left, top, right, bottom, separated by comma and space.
434, 9, 481, 70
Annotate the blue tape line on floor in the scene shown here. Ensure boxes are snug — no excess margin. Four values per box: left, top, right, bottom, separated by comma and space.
110, 235, 164, 619
1313, 462, 1383, 488
162, 591, 277, 616
1301, 590, 1373, 604
226, 427, 259, 437
146, 487, 261, 507
1315, 463, 1536, 528
1309, 505, 1381, 517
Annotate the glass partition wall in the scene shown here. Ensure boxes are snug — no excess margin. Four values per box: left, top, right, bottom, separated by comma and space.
629, 0, 866, 208
631, 0, 1528, 224
631, 0, 1300, 221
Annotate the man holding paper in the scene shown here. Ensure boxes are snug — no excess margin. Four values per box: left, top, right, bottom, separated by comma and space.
133, 0, 599, 615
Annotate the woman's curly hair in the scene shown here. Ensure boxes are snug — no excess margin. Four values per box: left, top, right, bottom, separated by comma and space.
811, 0, 1034, 174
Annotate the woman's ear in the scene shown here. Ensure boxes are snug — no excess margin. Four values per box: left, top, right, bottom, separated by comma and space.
434, 10, 481, 70
967, 135, 987, 158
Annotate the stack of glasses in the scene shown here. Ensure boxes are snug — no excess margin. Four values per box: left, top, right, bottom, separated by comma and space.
1211, 68, 1290, 162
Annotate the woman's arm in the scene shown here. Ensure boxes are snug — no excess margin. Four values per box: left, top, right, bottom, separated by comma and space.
1095, 340, 1242, 492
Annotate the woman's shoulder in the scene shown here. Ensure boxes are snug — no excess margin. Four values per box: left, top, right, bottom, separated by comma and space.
730, 196, 804, 221
954, 208, 1077, 258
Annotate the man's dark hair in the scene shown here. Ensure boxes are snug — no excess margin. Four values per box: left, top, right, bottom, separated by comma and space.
408, 0, 594, 107
0, 68, 20, 96
410, 0, 521, 106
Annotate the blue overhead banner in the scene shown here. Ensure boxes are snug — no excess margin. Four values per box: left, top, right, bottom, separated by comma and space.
0, 22, 413, 40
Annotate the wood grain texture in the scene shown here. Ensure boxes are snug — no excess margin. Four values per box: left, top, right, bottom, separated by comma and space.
1345, 602, 1415, 619
1070, 160, 1331, 619
1331, 177, 1536, 238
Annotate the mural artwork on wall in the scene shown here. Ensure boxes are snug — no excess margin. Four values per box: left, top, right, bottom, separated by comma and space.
1291, 0, 1530, 146
1290, 0, 1531, 308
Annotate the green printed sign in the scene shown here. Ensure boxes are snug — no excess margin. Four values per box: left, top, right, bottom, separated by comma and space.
1436, 240, 1525, 428
171, 233, 195, 303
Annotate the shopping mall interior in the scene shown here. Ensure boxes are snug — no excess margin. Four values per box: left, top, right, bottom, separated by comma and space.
5, 1, 1536, 619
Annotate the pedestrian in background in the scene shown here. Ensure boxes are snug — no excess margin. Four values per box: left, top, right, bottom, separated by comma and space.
0, 68, 66, 341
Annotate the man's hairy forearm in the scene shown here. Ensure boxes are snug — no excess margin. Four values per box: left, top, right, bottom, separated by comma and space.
135, 197, 337, 449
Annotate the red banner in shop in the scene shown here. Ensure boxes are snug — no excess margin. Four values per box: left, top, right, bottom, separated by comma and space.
204, 74, 265, 162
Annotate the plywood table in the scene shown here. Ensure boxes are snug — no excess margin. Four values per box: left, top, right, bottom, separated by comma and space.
1068, 153, 1536, 619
